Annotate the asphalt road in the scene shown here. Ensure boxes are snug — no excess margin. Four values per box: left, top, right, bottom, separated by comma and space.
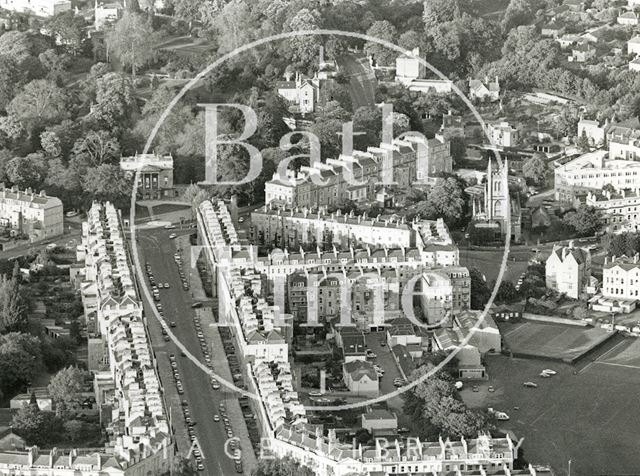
136, 228, 245, 476
337, 54, 376, 110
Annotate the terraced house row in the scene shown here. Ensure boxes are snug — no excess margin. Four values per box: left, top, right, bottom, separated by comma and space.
0, 202, 173, 475
196, 199, 525, 476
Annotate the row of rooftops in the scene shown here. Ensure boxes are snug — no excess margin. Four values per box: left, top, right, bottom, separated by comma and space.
253, 361, 306, 430
80, 202, 169, 464
274, 425, 513, 465
254, 205, 413, 230
0, 447, 124, 473
0, 183, 62, 209
603, 253, 640, 270
585, 187, 640, 204
198, 200, 288, 348
267, 133, 448, 188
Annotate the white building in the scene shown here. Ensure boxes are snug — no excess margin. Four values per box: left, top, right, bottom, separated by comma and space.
485, 121, 520, 147
607, 124, 640, 160
577, 118, 608, 147
602, 254, 640, 303
469, 77, 500, 102
395, 48, 453, 93
0, 0, 71, 16
554, 150, 640, 201
276, 72, 320, 114
630, 57, 640, 72
546, 242, 591, 299
618, 11, 639, 25
585, 188, 640, 231
94, 1, 123, 30
120, 153, 175, 200
628, 36, 640, 56
342, 360, 379, 396
0, 185, 63, 242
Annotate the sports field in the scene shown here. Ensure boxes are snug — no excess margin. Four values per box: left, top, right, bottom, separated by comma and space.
501, 321, 614, 362
463, 343, 640, 475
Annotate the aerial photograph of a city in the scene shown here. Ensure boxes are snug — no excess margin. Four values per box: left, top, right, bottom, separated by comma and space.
1, 0, 640, 475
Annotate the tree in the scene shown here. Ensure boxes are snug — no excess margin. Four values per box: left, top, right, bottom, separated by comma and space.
398, 30, 422, 51
90, 73, 136, 130
469, 267, 490, 310
46, 10, 86, 55
0, 31, 52, 64
48, 366, 90, 419
365, 21, 398, 66
522, 153, 547, 185
0, 274, 27, 333
82, 164, 132, 209
11, 393, 59, 446
5, 153, 48, 190
63, 419, 85, 443
418, 177, 467, 227
0, 332, 42, 397
7, 79, 68, 131
284, 8, 323, 69
106, 12, 157, 76
71, 130, 121, 167
183, 184, 210, 219
38, 49, 70, 85
214, 0, 255, 54
492, 280, 518, 303
423, 0, 460, 32
576, 130, 590, 152
403, 364, 491, 440
251, 456, 316, 476
502, 0, 540, 33
0, 55, 20, 112
563, 206, 604, 237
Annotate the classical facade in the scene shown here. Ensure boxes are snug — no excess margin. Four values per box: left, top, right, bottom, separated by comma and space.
545, 242, 592, 299
0, 184, 63, 241
120, 153, 175, 200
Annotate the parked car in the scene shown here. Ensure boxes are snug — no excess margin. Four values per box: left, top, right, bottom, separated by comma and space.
523, 381, 538, 388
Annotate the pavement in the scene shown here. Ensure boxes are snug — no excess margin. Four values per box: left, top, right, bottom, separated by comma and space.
136, 227, 255, 475
337, 54, 376, 110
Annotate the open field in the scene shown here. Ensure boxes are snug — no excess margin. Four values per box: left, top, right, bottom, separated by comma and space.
462, 348, 640, 475
459, 247, 530, 284
501, 321, 614, 362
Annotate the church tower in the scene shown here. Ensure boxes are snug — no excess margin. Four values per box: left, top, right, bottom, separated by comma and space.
484, 158, 510, 227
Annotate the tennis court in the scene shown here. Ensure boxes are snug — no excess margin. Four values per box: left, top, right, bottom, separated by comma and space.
501, 321, 614, 362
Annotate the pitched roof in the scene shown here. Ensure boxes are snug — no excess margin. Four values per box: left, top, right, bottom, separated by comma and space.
343, 360, 377, 381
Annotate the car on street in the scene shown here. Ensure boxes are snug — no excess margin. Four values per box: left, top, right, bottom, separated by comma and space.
170, 321, 176, 328
523, 381, 538, 388
472, 385, 479, 392
488, 386, 495, 392
238, 216, 245, 223
169, 233, 177, 239
213, 414, 220, 422
164, 224, 176, 229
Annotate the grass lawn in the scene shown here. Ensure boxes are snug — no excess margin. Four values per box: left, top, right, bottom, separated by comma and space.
459, 247, 531, 284
461, 344, 640, 475
500, 321, 614, 361
152, 203, 191, 216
